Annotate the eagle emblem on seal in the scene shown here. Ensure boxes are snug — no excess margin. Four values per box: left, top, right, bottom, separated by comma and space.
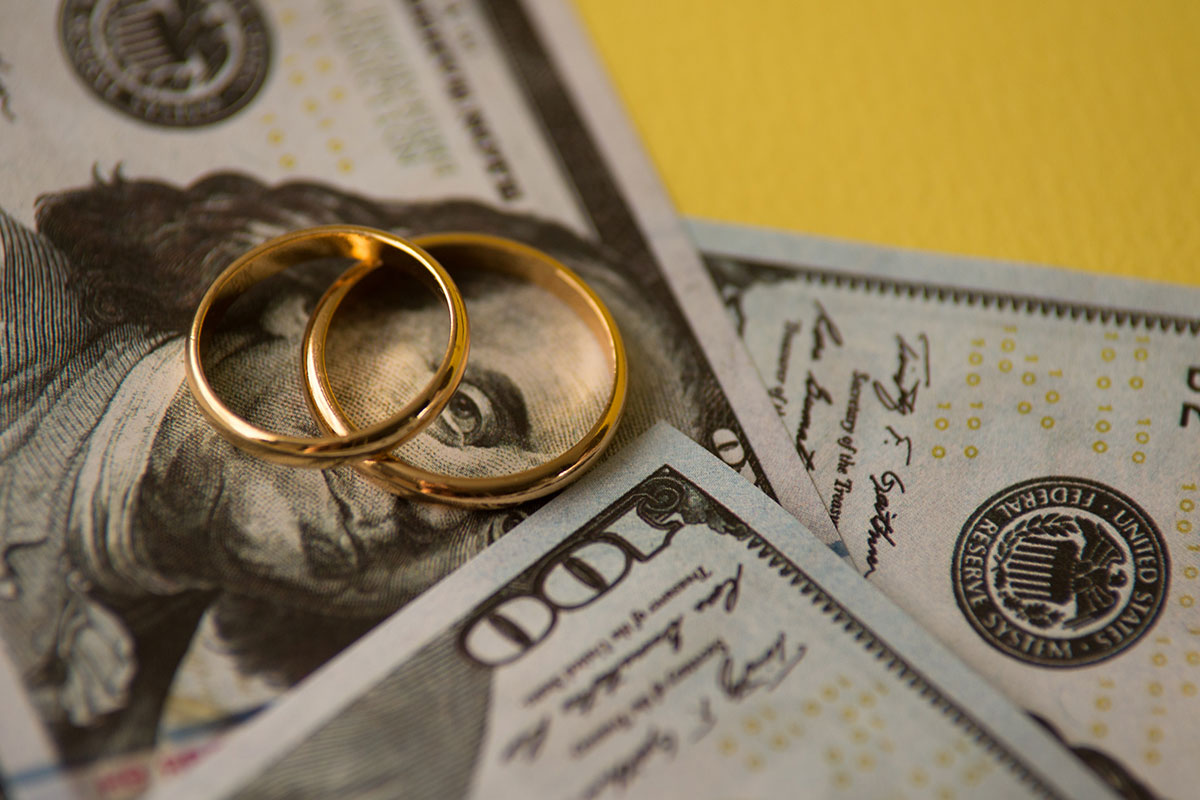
953, 477, 1167, 667
60, 0, 271, 127
991, 513, 1129, 633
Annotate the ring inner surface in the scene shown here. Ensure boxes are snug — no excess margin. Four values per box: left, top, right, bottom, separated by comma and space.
196, 230, 459, 462
203, 253, 364, 438
319, 239, 616, 482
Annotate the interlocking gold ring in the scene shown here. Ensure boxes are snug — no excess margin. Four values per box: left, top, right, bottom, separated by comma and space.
186, 225, 469, 468
302, 232, 627, 507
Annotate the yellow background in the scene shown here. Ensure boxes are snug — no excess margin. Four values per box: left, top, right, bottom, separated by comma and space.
574, 1, 1200, 285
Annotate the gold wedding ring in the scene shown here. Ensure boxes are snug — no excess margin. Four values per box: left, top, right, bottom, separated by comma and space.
302, 232, 627, 507
186, 226, 469, 468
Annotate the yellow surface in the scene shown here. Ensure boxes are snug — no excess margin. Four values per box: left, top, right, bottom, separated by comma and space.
574, 0, 1200, 285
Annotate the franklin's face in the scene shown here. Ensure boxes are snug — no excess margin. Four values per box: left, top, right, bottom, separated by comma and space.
150, 261, 609, 616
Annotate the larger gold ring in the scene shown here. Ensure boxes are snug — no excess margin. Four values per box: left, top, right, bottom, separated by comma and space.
186, 225, 469, 468
302, 232, 627, 507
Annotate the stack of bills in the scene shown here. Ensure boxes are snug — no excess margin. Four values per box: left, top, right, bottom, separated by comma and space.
0, 1, 1191, 798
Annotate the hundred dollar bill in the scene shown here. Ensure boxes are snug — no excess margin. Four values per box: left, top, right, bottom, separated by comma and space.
0, 2, 836, 797
693, 219, 1200, 799
152, 424, 1116, 800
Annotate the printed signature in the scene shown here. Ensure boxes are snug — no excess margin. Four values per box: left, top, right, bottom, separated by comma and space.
883, 425, 913, 467
502, 715, 550, 763
810, 300, 844, 360
579, 728, 677, 800
566, 629, 807, 759
873, 333, 930, 415
796, 371, 833, 471
718, 631, 807, 701
863, 471, 906, 577
693, 564, 742, 615
562, 617, 683, 714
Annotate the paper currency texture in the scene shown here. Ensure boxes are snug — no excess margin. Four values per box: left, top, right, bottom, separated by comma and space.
0, 3, 833, 797
693, 218, 1200, 800
157, 425, 1117, 800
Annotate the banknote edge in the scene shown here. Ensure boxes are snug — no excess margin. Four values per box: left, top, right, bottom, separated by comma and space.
154, 422, 1117, 800
0, 4, 848, 792
511, 1, 841, 546
689, 218, 1200, 326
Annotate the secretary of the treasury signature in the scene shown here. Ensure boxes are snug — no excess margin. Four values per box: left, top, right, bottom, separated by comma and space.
864, 470, 906, 577
873, 333, 930, 415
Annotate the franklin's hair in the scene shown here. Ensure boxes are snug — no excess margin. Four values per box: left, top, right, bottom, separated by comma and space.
34, 170, 641, 334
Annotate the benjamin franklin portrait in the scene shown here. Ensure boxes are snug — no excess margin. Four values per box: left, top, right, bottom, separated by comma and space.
0, 171, 711, 768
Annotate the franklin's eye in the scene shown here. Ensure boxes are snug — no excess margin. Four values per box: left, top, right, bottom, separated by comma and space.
443, 383, 494, 446
428, 367, 530, 451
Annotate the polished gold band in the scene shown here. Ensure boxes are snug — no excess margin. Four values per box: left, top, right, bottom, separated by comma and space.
186, 225, 469, 468
302, 232, 627, 507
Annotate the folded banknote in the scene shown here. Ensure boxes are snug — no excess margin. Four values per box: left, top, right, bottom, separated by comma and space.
155, 424, 1116, 800
693, 219, 1200, 799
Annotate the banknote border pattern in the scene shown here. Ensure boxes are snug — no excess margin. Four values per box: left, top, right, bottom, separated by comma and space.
478, 0, 774, 499
461, 466, 1068, 800
714, 258, 1200, 335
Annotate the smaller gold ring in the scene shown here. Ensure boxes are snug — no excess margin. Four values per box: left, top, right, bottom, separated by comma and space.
302, 232, 627, 507
186, 225, 469, 468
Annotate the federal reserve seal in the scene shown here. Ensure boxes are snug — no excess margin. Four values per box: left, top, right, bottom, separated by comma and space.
952, 477, 1167, 668
60, 0, 271, 127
